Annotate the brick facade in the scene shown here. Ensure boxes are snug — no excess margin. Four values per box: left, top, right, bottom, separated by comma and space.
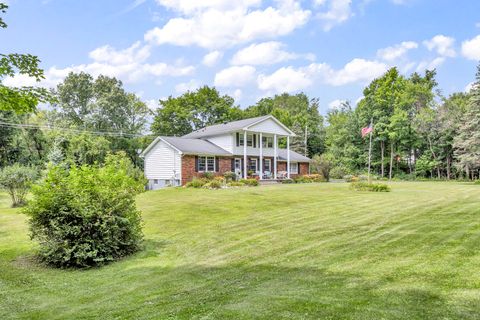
181, 155, 232, 185
180, 155, 310, 185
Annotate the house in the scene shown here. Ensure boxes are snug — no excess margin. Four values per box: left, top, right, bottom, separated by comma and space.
141, 115, 311, 189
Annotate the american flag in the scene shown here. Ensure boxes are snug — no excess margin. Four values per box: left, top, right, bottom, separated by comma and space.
361, 124, 373, 138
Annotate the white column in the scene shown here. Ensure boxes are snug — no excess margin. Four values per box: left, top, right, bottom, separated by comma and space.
287, 135, 291, 179
243, 131, 247, 179
259, 132, 263, 180
273, 134, 277, 179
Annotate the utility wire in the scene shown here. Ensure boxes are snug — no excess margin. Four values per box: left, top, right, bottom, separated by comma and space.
0, 120, 154, 138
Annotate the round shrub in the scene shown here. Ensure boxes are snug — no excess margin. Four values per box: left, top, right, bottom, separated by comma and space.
223, 171, 237, 182
0, 164, 38, 207
203, 180, 223, 189
23, 153, 144, 268
186, 178, 208, 188
350, 182, 391, 192
202, 172, 215, 180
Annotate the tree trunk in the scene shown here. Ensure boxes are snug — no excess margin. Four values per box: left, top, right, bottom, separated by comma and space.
380, 141, 385, 177
446, 154, 451, 180
389, 141, 394, 180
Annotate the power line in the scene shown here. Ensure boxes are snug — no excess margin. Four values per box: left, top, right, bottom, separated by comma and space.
0, 120, 154, 138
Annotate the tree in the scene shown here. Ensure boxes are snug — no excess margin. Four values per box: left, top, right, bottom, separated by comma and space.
0, 2, 51, 113
245, 93, 325, 156
454, 64, 480, 180
0, 164, 38, 207
437, 93, 469, 179
151, 86, 243, 136
24, 153, 145, 268
311, 153, 333, 181
54, 72, 150, 134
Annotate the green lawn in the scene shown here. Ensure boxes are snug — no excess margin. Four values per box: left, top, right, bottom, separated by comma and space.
1, 182, 480, 319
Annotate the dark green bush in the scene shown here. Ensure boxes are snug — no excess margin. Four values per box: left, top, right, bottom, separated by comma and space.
202, 172, 215, 180
281, 178, 294, 184
24, 153, 144, 268
474, 180, 480, 185
239, 178, 259, 186
185, 178, 208, 188
350, 182, 391, 192
0, 164, 38, 207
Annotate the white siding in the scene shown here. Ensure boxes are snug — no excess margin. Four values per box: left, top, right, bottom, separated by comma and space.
206, 134, 233, 153
232, 133, 275, 156
144, 140, 181, 180
247, 118, 291, 136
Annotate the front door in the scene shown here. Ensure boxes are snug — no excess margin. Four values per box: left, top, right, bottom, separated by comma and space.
234, 158, 242, 177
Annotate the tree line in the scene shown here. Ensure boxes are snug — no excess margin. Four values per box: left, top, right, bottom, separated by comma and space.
2, 63, 480, 181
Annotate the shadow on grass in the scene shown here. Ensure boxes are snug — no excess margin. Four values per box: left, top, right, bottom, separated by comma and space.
12, 262, 472, 320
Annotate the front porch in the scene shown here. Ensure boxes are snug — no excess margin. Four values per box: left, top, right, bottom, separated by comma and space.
234, 129, 294, 180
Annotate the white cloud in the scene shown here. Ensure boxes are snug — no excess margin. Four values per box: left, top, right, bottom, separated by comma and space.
88, 41, 151, 65
461, 35, 480, 60
315, 0, 353, 31
145, 1, 310, 49
202, 50, 223, 66
424, 35, 456, 57
3, 43, 195, 89
232, 88, 242, 101
257, 66, 312, 92
416, 57, 445, 72
155, 0, 261, 14
231, 41, 314, 66
175, 79, 200, 93
214, 65, 256, 87
465, 82, 474, 92
314, 58, 388, 86
377, 41, 418, 61
256, 58, 388, 93
328, 99, 346, 109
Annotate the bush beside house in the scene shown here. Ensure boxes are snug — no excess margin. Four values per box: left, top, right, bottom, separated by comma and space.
24, 153, 145, 268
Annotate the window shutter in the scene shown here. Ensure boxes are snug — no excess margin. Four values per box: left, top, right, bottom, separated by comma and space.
253, 134, 257, 148
215, 157, 219, 172
236, 133, 239, 146
195, 156, 199, 172
257, 158, 260, 170
231, 158, 235, 171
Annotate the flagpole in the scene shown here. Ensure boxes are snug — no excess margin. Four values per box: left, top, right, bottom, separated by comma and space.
367, 118, 373, 184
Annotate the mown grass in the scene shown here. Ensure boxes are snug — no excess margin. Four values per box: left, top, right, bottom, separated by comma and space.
1, 182, 480, 319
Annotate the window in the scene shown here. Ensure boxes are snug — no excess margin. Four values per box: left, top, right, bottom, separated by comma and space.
247, 134, 254, 147
262, 136, 273, 148
289, 162, 298, 174
207, 157, 215, 171
198, 156, 215, 172
153, 179, 159, 185
238, 134, 244, 146
263, 159, 271, 172
248, 158, 258, 172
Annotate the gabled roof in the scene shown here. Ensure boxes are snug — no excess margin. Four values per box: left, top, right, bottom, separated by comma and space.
277, 149, 311, 162
140, 136, 231, 157
182, 115, 294, 138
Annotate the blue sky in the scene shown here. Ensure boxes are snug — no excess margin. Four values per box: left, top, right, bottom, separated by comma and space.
2, 0, 480, 114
